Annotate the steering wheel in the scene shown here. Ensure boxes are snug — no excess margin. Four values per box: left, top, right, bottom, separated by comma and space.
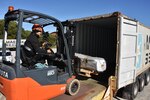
42, 42, 62, 60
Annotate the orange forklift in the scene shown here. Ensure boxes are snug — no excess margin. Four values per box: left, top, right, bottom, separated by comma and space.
0, 6, 80, 100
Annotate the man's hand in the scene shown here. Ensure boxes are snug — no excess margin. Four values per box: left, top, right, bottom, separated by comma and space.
42, 42, 52, 50
47, 49, 52, 54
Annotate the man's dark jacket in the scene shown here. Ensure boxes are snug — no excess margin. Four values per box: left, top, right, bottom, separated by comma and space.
24, 31, 47, 57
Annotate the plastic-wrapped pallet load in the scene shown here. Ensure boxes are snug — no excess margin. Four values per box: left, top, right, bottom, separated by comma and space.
75, 53, 106, 72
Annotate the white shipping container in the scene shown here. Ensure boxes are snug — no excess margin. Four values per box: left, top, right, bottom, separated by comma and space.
67, 12, 150, 95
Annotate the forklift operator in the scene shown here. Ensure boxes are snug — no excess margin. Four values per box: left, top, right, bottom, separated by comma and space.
24, 24, 52, 67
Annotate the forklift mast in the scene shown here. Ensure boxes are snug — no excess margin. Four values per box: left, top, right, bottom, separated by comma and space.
63, 21, 76, 59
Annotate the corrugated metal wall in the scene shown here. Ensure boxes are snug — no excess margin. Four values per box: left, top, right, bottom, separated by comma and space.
75, 17, 117, 67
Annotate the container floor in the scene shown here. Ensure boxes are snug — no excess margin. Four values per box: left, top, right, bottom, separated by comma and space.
52, 78, 106, 100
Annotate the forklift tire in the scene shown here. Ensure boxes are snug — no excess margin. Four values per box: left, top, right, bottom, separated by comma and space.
66, 79, 80, 96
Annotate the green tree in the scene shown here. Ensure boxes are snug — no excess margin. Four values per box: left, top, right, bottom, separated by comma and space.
22, 29, 31, 39
7, 21, 18, 39
0, 20, 4, 38
39, 32, 57, 47
0, 19, 31, 39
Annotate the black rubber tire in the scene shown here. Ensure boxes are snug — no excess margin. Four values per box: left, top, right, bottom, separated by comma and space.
139, 75, 145, 92
122, 91, 132, 100
145, 71, 150, 86
66, 79, 80, 96
132, 81, 139, 98
122, 81, 139, 100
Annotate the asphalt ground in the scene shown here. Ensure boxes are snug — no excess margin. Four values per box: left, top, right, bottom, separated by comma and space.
134, 82, 150, 100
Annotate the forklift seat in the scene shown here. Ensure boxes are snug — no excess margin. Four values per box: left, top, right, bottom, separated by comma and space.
20, 45, 37, 68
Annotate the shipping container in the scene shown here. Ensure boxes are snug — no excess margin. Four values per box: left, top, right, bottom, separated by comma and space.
64, 12, 150, 99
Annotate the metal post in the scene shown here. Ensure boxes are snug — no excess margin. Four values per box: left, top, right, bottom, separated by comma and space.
15, 11, 23, 77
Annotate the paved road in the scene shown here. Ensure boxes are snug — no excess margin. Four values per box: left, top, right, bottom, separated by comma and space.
134, 82, 150, 100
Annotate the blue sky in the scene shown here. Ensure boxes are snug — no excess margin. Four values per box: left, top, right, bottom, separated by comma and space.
0, 0, 150, 27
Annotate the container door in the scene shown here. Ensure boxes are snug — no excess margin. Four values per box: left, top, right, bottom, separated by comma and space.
117, 17, 140, 88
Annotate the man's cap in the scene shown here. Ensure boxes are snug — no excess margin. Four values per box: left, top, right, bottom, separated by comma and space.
32, 24, 43, 31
